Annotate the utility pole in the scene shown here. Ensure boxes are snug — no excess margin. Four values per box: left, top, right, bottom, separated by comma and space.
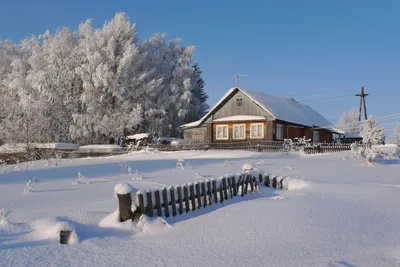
355, 86, 369, 121
235, 74, 248, 88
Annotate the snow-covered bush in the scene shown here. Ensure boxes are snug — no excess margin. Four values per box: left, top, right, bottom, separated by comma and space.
73, 172, 89, 184
242, 163, 254, 172
255, 160, 264, 167
392, 124, 400, 147
281, 137, 313, 154
221, 160, 231, 167
0, 209, 11, 224
346, 116, 386, 163
392, 147, 400, 158
282, 139, 294, 153
132, 170, 143, 180
23, 178, 37, 194
176, 158, 191, 170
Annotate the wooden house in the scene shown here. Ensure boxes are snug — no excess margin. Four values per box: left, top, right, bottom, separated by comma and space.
181, 87, 343, 143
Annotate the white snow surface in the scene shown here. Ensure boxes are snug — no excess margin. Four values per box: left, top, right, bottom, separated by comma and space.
1, 150, 400, 266
78, 144, 122, 153
125, 133, 149, 140
212, 115, 266, 122
0, 143, 79, 153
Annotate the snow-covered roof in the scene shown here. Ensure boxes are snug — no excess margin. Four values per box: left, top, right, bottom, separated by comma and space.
181, 87, 334, 129
126, 133, 149, 140
212, 115, 266, 122
318, 126, 345, 135
239, 88, 332, 127
181, 120, 202, 128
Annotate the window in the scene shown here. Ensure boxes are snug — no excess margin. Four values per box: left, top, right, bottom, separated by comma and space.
250, 123, 264, 139
313, 130, 319, 144
236, 97, 243, 107
276, 124, 284, 140
216, 125, 229, 140
233, 124, 246, 139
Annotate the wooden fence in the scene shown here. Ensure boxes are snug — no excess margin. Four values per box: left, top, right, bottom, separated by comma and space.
134, 173, 287, 218
147, 141, 351, 154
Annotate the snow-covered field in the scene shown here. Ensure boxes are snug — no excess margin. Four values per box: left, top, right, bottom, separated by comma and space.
1, 149, 400, 267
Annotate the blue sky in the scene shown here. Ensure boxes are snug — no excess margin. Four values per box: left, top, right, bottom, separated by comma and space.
1, 0, 399, 134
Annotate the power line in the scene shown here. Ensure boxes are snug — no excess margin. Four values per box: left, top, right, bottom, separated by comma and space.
299, 94, 354, 103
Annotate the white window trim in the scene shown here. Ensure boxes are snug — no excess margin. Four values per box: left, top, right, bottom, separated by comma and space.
215, 125, 229, 140
276, 124, 284, 140
250, 123, 264, 139
233, 124, 246, 140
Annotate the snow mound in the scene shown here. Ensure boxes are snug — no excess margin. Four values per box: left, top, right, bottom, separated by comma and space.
242, 163, 254, 172
137, 215, 172, 232
30, 217, 78, 244
98, 210, 136, 231
114, 183, 133, 195
126, 133, 149, 140
283, 178, 309, 190
78, 144, 122, 153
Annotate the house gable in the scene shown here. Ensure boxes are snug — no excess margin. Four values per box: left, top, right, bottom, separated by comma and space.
211, 90, 275, 121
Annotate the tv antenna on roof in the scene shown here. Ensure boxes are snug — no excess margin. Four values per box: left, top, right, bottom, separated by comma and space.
235, 74, 248, 88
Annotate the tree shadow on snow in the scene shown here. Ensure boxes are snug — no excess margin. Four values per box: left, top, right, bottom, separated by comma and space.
375, 159, 400, 165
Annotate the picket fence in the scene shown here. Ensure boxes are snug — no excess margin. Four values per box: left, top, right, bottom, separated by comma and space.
135, 173, 287, 218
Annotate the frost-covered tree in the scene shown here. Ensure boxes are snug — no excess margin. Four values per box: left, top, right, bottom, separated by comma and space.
0, 12, 206, 144
392, 124, 400, 147
361, 116, 385, 162
338, 108, 361, 133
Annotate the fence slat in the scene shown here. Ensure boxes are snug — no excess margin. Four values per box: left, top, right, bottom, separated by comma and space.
219, 183, 224, 203
232, 176, 237, 196
184, 186, 190, 213
212, 180, 218, 204
207, 180, 212, 205
222, 178, 228, 200
138, 193, 145, 218
177, 186, 183, 215
227, 177, 233, 198
249, 175, 254, 193
241, 176, 245, 197
265, 174, 270, 187
170, 187, 177, 217
243, 175, 250, 195
155, 190, 162, 217
146, 191, 153, 217
196, 182, 202, 209
163, 188, 169, 218
201, 182, 207, 207
272, 176, 277, 189
190, 184, 196, 211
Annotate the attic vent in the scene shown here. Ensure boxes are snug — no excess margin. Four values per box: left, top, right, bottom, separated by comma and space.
236, 97, 243, 107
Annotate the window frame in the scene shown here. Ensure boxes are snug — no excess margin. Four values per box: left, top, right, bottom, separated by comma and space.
250, 123, 264, 139
215, 124, 229, 140
313, 130, 320, 144
232, 124, 246, 140
276, 124, 284, 140
236, 97, 244, 107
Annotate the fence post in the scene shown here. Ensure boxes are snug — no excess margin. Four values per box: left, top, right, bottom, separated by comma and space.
222, 178, 228, 200
212, 180, 218, 204
184, 185, 190, 213
207, 180, 212, 204
195, 182, 202, 209
201, 182, 207, 207
190, 184, 196, 211
137, 192, 145, 218
163, 188, 170, 217
170, 187, 177, 217
60, 230, 72, 245
146, 191, 153, 217
231, 176, 237, 196
227, 177, 233, 198
114, 183, 134, 222
177, 186, 184, 214
272, 176, 278, 189
155, 189, 162, 217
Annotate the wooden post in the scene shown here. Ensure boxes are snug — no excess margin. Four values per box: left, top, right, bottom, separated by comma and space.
265, 174, 270, 187
201, 182, 207, 207
227, 177, 233, 198
177, 186, 183, 214
184, 185, 190, 213
146, 191, 153, 217
207, 180, 212, 205
138, 193, 145, 217
249, 175, 254, 193
232, 176, 237, 196
272, 176, 277, 189
170, 187, 177, 217
155, 190, 162, 217
115, 184, 134, 222
190, 184, 196, 211
222, 178, 228, 200
212, 180, 218, 204
195, 182, 202, 209
241, 176, 245, 197
219, 184, 224, 203
243, 175, 250, 195
60, 230, 72, 245
163, 188, 170, 217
